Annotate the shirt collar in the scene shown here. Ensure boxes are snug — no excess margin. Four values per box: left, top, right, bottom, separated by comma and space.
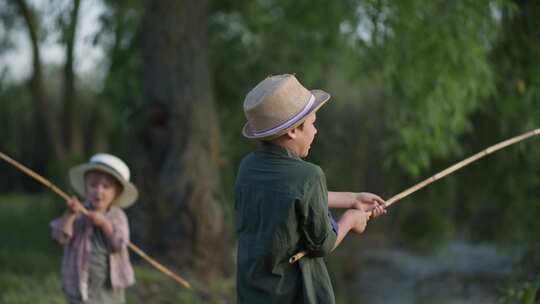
259, 141, 301, 160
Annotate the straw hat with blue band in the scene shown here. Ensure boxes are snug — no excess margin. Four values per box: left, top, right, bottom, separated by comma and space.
69, 153, 139, 209
242, 74, 331, 140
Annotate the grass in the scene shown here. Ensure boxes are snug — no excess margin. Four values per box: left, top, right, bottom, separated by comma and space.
498, 276, 540, 304
0, 193, 234, 304
4, 192, 536, 304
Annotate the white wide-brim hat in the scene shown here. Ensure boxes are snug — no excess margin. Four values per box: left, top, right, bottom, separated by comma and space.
242, 74, 331, 140
69, 153, 139, 209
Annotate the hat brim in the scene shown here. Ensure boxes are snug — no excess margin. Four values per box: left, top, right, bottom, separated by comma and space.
242, 89, 331, 140
69, 163, 139, 209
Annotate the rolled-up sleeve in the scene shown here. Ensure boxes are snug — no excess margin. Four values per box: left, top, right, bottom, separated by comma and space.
300, 168, 337, 258
50, 213, 77, 245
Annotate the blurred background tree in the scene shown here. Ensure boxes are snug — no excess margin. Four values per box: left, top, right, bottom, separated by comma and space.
1, 0, 540, 302
131, 0, 228, 279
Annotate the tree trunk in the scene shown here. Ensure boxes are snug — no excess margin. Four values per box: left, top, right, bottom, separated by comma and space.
135, 0, 228, 278
62, 0, 83, 156
15, 0, 66, 161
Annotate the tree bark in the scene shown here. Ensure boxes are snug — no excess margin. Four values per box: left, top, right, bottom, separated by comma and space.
15, 0, 66, 161
135, 0, 228, 278
62, 0, 83, 156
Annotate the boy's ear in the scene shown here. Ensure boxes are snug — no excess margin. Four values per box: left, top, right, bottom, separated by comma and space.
286, 127, 298, 139
287, 121, 306, 139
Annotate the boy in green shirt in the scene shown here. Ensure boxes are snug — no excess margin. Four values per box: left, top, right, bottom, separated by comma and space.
235, 74, 386, 303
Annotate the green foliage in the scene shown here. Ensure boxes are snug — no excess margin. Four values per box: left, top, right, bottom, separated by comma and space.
455, 0, 540, 247
362, 0, 505, 177
128, 266, 234, 303
335, 0, 540, 253
0, 273, 64, 304
499, 276, 540, 304
0, 194, 64, 303
0, 193, 63, 263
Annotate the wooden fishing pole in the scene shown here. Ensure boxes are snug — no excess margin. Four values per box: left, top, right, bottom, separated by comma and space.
289, 127, 540, 264
0, 152, 192, 289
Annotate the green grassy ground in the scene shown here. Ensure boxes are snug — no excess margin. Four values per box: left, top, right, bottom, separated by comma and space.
4, 193, 536, 304
0, 193, 233, 304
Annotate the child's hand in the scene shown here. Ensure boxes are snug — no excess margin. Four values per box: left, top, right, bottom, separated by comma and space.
351, 192, 387, 218
86, 211, 109, 228
66, 196, 84, 214
345, 209, 370, 234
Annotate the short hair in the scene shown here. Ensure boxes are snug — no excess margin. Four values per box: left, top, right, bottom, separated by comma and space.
84, 170, 123, 193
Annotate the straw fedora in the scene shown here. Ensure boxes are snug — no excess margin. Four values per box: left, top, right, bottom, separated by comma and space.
69, 153, 139, 209
242, 74, 331, 140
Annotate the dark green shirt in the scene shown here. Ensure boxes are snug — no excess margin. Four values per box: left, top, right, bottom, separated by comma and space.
235, 142, 338, 304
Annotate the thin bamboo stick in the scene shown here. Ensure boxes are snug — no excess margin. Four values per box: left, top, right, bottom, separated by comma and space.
0, 151, 192, 289
289, 128, 540, 264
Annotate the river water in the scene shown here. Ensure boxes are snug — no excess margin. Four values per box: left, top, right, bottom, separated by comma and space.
351, 241, 524, 304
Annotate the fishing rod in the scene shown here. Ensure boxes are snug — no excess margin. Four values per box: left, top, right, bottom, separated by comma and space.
289, 127, 540, 264
0, 152, 192, 289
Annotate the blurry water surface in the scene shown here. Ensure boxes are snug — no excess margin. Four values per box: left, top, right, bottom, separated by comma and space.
354, 241, 524, 304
